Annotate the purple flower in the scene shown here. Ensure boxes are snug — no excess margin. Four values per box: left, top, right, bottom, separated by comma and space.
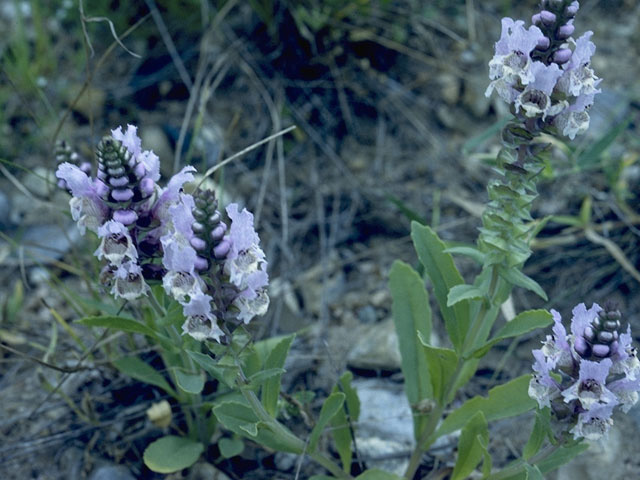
529, 349, 560, 408
181, 292, 223, 341
152, 166, 196, 225
95, 220, 138, 265
56, 163, 109, 235
112, 260, 148, 300
530, 303, 640, 440
562, 358, 617, 409
570, 402, 616, 440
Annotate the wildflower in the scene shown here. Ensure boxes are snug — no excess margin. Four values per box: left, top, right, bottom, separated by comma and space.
485, 1, 600, 140
529, 303, 640, 440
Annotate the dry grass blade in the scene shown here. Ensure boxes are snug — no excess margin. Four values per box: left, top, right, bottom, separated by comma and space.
78, 0, 141, 59
195, 125, 297, 189
584, 227, 640, 284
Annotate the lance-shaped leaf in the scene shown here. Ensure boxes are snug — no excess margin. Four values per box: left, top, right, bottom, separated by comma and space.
174, 368, 205, 394
411, 222, 470, 352
451, 411, 489, 480
436, 375, 536, 438
308, 392, 345, 452
330, 372, 360, 472
470, 309, 553, 359
523, 407, 551, 460
389, 260, 432, 438
113, 356, 177, 398
261, 334, 295, 417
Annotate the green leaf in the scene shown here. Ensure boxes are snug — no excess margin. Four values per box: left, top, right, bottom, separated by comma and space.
411, 222, 470, 352
447, 284, 486, 306
451, 411, 489, 480
261, 334, 295, 417
213, 400, 303, 454
418, 332, 458, 406
523, 408, 551, 460
355, 469, 404, 479
174, 368, 205, 394
385, 192, 428, 225
498, 267, 547, 301
524, 464, 544, 480
218, 437, 244, 458
536, 441, 588, 474
436, 375, 536, 438
389, 260, 433, 438
186, 350, 238, 388
143, 435, 204, 473
445, 245, 485, 264
309, 392, 345, 452
113, 356, 177, 398
213, 401, 260, 437
330, 372, 360, 472
78, 316, 158, 338
470, 309, 553, 358
248, 368, 286, 389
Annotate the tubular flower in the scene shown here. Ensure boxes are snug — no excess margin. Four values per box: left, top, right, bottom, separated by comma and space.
486, 1, 600, 140
529, 303, 640, 440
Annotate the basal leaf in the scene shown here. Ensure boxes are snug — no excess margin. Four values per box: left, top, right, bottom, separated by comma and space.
308, 392, 345, 452
411, 222, 470, 352
143, 435, 203, 473
389, 260, 432, 438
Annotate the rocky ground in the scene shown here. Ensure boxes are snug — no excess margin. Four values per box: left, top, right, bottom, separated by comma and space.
1, 0, 640, 478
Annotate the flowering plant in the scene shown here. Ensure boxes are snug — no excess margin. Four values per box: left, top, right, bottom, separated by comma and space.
51, 1, 638, 478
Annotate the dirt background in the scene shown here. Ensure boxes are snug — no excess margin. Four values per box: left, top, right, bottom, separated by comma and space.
1, 0, 639, 478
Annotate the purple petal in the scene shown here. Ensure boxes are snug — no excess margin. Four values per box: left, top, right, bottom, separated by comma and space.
567, 32, 596, 70
578, 358, 612, 385
56, 162, 92, 197
530, 61, 563, 95
111, 124, 142, 158
183, 292, 213, 318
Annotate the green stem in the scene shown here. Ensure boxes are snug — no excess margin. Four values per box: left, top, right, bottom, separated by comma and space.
405, 266, 502, 479
240, 387, 352, 479
487, 442, 564, 480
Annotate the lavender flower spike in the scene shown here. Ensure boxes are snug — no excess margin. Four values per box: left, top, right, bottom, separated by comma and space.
529, 303, 640, 440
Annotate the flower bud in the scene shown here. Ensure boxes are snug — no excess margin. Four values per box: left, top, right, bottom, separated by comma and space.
532, 13, 542, 26
557, 23, 575, 39
190, 237, 207, 251
553, 48, 572, 64
140, 178, 155, 197
540, 10, 556, 26
113, 209, 138, 225
566, 2, 579, 17
112, 188, 135, 202
213, 238, 231, 259
536, 36, 550, 50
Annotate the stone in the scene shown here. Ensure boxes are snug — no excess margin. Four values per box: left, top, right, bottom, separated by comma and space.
352, 378, 413, 475
346, 318, 402, 370
88, 464, 135, 480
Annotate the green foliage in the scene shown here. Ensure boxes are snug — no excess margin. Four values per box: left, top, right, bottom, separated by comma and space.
389, 260, 433, 437
330, 372, 360, 472
218, 436, 245, 458
523, 408, 551, 461
212, 400, 303, 453
174, 368, 205, 394
308, 392, 345, 452
261, 334, 295, 417
451, 411, 490, 480
417, 334, 457, 407
436, 375, 536, 438
113, 355, 177, 398
470, 310, 553, 358
411, 222, 471, 352
143, 436, 204, 473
